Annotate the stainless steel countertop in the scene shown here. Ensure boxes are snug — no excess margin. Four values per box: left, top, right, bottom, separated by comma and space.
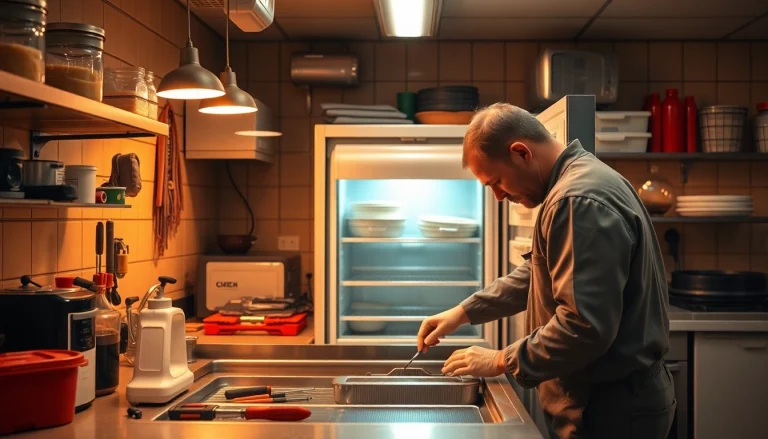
668, 306, 768, 332
11, 345, 544, 439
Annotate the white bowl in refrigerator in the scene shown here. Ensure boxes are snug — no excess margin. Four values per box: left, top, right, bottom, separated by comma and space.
418, 224, 478, 238
350, 201, 403, 219
418, 215, 479, 228
349, 218, 406, 238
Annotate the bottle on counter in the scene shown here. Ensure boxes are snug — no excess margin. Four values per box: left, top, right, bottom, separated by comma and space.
685, 96, 698, 153
644, 92, 662, 153
662, 88, 683, 153
94, 273, 120, 396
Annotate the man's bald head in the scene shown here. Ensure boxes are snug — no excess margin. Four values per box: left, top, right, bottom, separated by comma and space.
462, 103, 552, 168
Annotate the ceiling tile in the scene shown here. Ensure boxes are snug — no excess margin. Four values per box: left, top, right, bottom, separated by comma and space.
278, 18, 380, 40
275, 0, 374, 17
441, 0, 606, 17
729, 16, 768, 39
602, 0, 768, 17
582, 18, 749, 40
438, 18, 587, 40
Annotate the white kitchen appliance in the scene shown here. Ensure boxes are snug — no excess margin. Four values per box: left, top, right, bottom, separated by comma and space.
500, 95, 596, 436
196, 254, 302, 319
126, 278, 193, 405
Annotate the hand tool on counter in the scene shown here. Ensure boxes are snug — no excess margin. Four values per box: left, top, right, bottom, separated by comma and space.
96, 222, 104, 275
168, 403, 311, 422
403, 351, 420, 370
225, 386, 314, 400
232, 396, 312, 404
105, 220, 121, 305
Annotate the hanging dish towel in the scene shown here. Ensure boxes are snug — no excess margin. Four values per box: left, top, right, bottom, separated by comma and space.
153, 103, 184, 262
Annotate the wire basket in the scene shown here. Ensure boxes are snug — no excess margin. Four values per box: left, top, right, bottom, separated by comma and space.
699, 106, 748, 153
757, 123, 768, 153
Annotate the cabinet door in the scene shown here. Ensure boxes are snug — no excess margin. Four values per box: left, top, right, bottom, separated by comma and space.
694, 333, 768, 439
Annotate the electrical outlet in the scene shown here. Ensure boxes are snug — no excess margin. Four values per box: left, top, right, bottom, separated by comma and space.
278, 235, 300, 251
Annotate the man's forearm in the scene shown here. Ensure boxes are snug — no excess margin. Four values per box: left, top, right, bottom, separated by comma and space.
460, 261, 531, 325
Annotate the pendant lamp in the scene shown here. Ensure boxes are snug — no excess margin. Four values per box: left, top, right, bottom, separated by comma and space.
157, 0, 225, 100
199, 0, 257, 114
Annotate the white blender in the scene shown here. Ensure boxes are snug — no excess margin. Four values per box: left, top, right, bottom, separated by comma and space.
126, 276, 193, 405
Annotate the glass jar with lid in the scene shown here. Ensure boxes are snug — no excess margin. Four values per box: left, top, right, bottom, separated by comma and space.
45, 22, 105, 101
0, 0, 47, 82
104, 66, 149, 116
145, 70, 158, 120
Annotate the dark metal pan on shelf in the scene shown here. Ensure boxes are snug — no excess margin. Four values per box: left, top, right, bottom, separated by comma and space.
669, 270, 767, 296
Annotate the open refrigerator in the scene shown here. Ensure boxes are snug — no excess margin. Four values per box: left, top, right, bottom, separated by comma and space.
313, 125, 499, 346
500, 95, 596, 435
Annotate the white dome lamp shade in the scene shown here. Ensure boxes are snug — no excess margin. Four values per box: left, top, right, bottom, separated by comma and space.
198, 0, 257, 114
235, 99, 283, 137
157, 0, 225, 100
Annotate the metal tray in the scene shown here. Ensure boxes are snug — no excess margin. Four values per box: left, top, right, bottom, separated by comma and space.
333, 373, 481, 405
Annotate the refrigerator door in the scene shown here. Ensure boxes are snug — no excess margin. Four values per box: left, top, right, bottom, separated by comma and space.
328, 144, 498, 347
500, 95, 595, 437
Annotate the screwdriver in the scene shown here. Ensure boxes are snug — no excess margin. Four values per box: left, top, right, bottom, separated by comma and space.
169, 403, 311, 422
225, 386, 314, 400
232, 395, 313, 404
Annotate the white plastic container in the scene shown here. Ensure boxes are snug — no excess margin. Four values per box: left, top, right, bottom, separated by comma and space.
63, 165, 97, 204
595, 132, 652, 154
595, 111, 651, 133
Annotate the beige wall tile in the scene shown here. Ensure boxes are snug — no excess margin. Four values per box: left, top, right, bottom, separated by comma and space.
683, 42, 716, 81
750, 254, 768, 273
218, 161, 247, 189
31, 221, 57, 275
33, 209, 58, 219
229, 41, 248, 87
374, 82, 406, 107
751, 224, 768, 253
252, 220, 279, 252
652, 162, 683, 189
683, 253, 716, 270
750, 82, 768, 115
279, 118, 312, 153
717, 162, 750, 187
280, 187, 311, 219
682, 82, 717, 108
248, 43, 280, 81
682, 186, 717, 196
751, 162, 768, 187
279, 220, 312, 252
472, 43, 504, 82
247, 187, 280, 220
348, 42, 374, 82
716, 186, 751, 196
505, 42, 538, 82
57, 221, 82, 273
406, 42, 438, 81
280, 42, 311, 82
474, 82, 505, 107
342, 82, 375, 106
300, 252, 313, 290
752, 43, 768, 81
249, 82, 281, 116
614, 161, 649, 189
3, 222, 31, 279
752, 188, 768, 216
717, 223, 750, 254
61, 0, 83, 22
248, 157, 280, 187
219, 219, 248, 235
577, 42, 614, 53
218, 190, 248, 220
4, 208, 31, 219
439, 43, 471, 81
505, 82, 529, 110
375, 43, 406, 81
615, 42, 648, 82
83, 139, 104, 173
616, 82, 648, 111
649, 43, 682, 81
134, 220, 154, 262
685, 162, 717, 187
717, 254, 750, 271
280, 153, 312, 187
311, 87, 343, 117
407, 81, 438, 93
716, 83, 750, 108
81, 220, 97, 269
717, 42, 750, 82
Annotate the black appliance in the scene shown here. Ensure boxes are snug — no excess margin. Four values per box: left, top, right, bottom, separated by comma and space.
0, 148, 23, 194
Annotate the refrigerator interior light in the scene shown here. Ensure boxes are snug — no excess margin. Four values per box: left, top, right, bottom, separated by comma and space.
373, 0, 442, 37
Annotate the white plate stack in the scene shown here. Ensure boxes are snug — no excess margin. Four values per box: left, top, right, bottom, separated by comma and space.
418, 215, 479, 238
348, 202, 406, 238
675, 195, 753, 217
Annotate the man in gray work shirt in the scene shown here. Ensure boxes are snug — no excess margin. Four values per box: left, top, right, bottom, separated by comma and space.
417, 103, 675, 438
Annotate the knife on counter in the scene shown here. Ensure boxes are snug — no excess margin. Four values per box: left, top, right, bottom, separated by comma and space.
168, 403, 311, 422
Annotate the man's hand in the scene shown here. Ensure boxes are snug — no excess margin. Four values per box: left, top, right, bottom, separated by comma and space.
442, 346, 507, 377
416, 305, 470, 352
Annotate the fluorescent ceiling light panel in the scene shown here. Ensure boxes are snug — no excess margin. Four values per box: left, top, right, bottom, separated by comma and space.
374, 0, 442, 37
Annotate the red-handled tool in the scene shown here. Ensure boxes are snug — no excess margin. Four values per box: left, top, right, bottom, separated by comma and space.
168, 403, 311, 422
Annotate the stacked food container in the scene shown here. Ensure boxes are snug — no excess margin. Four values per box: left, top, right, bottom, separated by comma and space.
594, 111, 652, 154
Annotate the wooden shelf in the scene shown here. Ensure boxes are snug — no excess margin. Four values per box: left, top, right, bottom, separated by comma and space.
597, 152, 768, 161
0, 198, 130, 208
651, 216, 768, 224
0, 70, 168, 137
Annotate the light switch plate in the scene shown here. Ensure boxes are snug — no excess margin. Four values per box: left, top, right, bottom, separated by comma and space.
278, 235, 300, 251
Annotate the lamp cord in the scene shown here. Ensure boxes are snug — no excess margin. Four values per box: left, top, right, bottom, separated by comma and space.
186, 0, 192, 44
225, 0, 230, 68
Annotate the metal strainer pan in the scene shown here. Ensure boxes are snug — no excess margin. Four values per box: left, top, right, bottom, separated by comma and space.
333, 370, 480, 405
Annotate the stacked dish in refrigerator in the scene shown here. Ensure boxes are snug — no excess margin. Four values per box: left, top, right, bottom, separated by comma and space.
347, 202, 406, 238
418, 215, 479, 239
675, 195, 753, 217
595, 111, 652, 154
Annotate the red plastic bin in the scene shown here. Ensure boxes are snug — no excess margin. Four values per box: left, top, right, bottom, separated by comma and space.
0, 350, 87, 435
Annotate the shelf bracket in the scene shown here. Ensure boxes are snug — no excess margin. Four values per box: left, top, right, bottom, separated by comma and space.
30, 132, 156, 159
680, 161, 690, 184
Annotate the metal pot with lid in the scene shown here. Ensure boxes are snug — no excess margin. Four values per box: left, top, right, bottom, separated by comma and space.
22, 159, 63, 186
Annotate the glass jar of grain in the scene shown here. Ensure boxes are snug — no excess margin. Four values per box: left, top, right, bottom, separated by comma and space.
145, 70, 158, 120
0, 0, 47, 82
45, 22, 105, 101
104, 67, 149, 116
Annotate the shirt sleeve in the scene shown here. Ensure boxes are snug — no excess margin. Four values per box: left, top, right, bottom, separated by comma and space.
504, 196, 635, 388
460, 261, 531, 325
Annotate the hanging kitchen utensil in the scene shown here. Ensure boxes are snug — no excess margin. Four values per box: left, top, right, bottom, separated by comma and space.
96, 222, 104, 274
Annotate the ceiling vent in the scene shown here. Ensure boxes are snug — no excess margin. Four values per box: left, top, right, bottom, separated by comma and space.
188, 0, 274, 32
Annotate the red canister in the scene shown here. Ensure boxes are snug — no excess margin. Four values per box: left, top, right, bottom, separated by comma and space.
0, 350, 87, 435
662, 89, 684, 153
685, 96, 698, 153
645, 92, 662, 152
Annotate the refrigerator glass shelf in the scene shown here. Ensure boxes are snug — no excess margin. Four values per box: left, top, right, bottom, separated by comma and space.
341, 306, 450, 321
341, 237, 482, 243
341, 268, 480, 287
